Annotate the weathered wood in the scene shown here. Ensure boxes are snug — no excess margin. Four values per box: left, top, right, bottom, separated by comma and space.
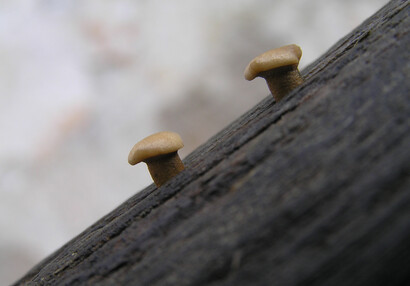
14, 0, 410, 285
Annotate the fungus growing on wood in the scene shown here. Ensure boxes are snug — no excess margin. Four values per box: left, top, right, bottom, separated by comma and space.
128, 131, 184, 187
244, 44, 304, 101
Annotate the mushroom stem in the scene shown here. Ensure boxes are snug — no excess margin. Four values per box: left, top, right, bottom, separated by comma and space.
144, 152, 184, 187
259, 65, 304, 101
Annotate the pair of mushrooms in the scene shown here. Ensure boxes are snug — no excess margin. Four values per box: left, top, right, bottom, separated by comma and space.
129, 44, 304, 187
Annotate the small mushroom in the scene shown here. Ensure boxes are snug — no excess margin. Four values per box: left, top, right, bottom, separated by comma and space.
244, 44, 304, 101
128, 131, 185, 187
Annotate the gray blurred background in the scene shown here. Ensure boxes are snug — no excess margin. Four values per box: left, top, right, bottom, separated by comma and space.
0, 0, 389, 284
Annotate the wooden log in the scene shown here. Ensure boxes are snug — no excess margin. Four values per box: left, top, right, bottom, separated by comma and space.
14, 0, 410, 285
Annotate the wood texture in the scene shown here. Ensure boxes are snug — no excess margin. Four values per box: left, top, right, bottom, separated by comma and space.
14, 0, 410, 285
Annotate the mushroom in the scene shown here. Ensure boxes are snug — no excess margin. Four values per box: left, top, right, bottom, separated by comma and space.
128, 131, 185, 187
244, 44, 304, 101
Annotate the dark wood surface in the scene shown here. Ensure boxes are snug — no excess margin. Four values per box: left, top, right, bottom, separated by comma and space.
14, 0, 410, 285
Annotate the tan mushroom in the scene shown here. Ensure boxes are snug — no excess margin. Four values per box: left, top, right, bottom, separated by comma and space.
128, 131, 184, 187
244, 44, 304, 101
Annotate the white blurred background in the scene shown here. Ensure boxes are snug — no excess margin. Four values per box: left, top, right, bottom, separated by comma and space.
0, 0, 388, 284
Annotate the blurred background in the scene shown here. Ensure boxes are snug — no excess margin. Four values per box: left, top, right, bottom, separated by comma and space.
0, 0, 389, 284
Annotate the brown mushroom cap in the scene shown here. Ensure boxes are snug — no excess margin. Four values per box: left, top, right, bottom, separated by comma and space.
128, 131, 184, 165
244, 44, 302, 81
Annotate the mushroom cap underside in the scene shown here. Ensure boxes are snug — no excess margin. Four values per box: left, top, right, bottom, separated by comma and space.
128, 131, 184, 165
244, 44, 302, 81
